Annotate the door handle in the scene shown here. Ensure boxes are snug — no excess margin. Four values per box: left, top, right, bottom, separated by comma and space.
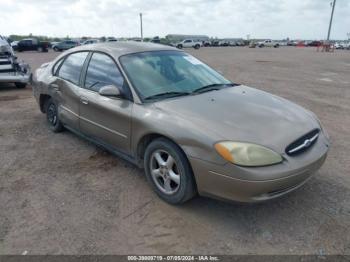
80, 97, 89, 105
50, 83, 59, 91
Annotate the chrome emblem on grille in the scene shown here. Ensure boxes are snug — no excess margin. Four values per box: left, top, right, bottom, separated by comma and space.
288, 133, 319, 154
304, 139, 312, 147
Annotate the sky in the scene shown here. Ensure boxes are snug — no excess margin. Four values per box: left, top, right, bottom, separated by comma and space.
0, 0, 349, 40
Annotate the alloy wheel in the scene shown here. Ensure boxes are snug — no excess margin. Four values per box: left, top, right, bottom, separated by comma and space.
150, 150, 181, 195
47, 103, 57, 126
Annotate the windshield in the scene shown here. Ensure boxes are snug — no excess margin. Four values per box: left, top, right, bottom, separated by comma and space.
119, 51, 232, 101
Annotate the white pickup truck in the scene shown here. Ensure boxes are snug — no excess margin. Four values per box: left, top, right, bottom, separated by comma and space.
175, 39, 202, 49
257, 40, 280, 48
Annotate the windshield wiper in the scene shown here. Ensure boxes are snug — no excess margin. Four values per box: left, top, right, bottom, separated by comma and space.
191, 83, 237, 94
144, 91, 190, 101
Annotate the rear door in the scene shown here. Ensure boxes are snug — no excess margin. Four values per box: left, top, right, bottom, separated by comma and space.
50, 51, 89, 130
79, 52, 132, 154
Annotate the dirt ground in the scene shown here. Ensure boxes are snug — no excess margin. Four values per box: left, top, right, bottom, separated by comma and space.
0, 47, 349, 255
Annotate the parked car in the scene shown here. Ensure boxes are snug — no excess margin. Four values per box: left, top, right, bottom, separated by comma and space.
334, 42, 350, 49
219, 40, 229, 46
32, 42, 329, 204
258, 40, 279, 48
287, 41, 298, 46
249, 41, 257, 48
175, 39, 201, 49
50, 41, 60, 48
53, 40, 79, 51
0, 35, 31, 88
151, 37, 161, 44
10, 40, 19, 50
203, 41, 211, 47
82, 39, 100, 45
106, 37, 118, 42
307, 41, 322, 47
16, 38, 49, 52
211, 40, 220, 47
344, 42, 350, 50
235, 41, 245, 46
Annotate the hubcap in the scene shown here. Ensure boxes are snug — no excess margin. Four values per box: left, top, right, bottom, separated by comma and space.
150, 150, 181, 195
47, 103, 57, 126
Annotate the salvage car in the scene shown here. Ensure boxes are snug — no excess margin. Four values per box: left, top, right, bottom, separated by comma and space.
0, 35, 31, 88
32, 42, 329, 204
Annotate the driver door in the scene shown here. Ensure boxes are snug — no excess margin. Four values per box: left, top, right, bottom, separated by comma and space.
79, 52, 132, 155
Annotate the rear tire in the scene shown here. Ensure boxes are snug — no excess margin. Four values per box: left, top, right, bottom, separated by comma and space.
15, 82, 26, 88
53, 47, 59, 52
45, 98, 64, 133
144, 138, 196, 204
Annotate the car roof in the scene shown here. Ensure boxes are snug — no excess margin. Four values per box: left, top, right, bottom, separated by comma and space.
66, 41, 179, 58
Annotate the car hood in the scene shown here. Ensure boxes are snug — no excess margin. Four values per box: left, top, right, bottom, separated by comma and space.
153, 85, 319, 153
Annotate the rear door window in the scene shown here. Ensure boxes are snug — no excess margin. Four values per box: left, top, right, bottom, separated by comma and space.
57, 52, 88, 85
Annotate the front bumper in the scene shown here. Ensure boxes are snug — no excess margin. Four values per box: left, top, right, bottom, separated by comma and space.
0, 72, 31, 83
189, 134, 329, 202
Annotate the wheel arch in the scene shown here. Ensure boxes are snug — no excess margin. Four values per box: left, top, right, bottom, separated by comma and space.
136, 133, 194, 172
137, 133, 176, 164
39, 94, 51, 113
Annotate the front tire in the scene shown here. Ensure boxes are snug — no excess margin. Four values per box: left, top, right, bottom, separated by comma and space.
144, 138, 196, 204
194, 44, 200, 49
45, 98, 64, 132
177, 44, 183, 49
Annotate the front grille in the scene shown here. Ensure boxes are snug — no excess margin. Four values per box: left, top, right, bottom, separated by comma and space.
285, 129, 320, 156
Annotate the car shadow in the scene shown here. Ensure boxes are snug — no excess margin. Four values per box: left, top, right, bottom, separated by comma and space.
170, 172, 348, 234
0, 82, 17, 90
0, 83, 30, 91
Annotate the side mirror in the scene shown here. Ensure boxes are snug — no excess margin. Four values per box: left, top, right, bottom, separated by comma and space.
99, 85, 122, 97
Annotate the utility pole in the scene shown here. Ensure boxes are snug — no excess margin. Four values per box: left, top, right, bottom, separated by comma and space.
327, 0, 336, 41
140, 13, 143, 42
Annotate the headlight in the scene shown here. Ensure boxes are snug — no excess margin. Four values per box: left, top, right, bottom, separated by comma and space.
214, 142, 283, 167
